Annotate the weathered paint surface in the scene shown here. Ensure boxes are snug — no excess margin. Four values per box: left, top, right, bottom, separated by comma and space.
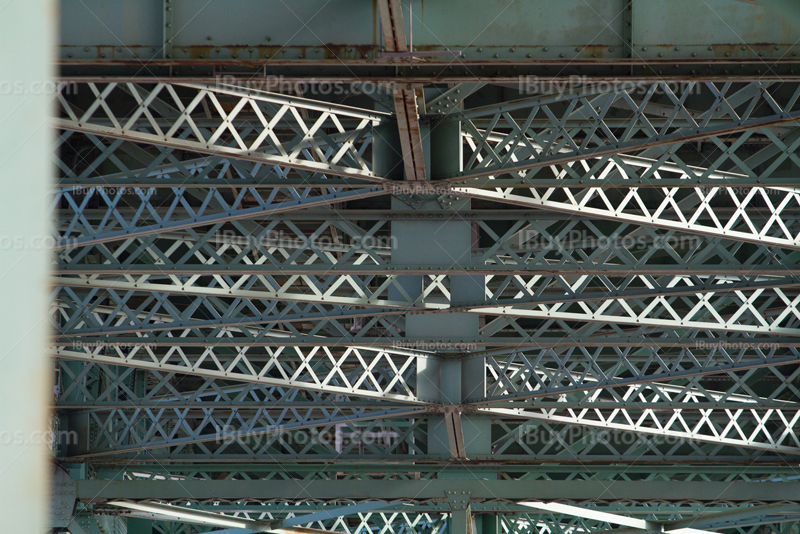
58, 0, 800, 63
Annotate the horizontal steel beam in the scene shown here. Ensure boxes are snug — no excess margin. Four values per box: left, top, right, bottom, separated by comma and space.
87, 463, 800, 478
55, 70, 800, 82
55, 276, 800, 337
75, 480, 800, 503
53, 336, 800, 348
53, 348, 426, 404
52, 208, 800, 222
55, 118, 386, 183
454, 186, 800, 250
482, 407, 800, 454
473, 354, 800, 405
56, 176, 372, 189
56, 401, 416, 409
54, 264, 800, 276
55, 187, 386, 249
65, 406, 426, 458
51, 277, 441, 310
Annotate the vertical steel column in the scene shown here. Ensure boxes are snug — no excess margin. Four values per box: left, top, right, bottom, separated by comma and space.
447, 491, 474, 534
387, 118, 491, 461
451, 508, 474, 534
0, 0, 55, 530
58, 361, 91, 457
163, 0, 174, 59
622, 0, 634, 59
128, 517, 153, 534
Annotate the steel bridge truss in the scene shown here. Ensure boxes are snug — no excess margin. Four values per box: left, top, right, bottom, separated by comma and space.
51, 76, 800, 533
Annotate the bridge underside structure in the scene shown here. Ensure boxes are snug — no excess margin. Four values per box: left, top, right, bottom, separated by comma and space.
52, 1, 800, 534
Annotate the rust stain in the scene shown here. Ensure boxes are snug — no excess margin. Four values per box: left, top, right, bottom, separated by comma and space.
63, 41, 798, 67
577, 44, 612, 58
780, 19, 792, 44
177, 44, 381, 61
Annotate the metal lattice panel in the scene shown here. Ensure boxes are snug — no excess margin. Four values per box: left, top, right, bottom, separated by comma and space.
50, 54, 800, 534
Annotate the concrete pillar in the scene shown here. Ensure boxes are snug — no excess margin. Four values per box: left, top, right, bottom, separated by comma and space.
0, 0, 56, 531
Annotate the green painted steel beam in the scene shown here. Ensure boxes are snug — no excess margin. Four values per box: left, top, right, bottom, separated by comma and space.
75, 479, 800, 503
